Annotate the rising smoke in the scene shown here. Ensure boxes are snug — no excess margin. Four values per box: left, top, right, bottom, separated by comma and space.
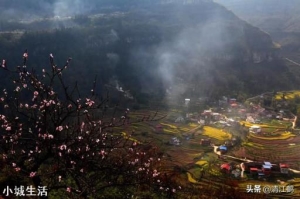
135, 2, 242, 104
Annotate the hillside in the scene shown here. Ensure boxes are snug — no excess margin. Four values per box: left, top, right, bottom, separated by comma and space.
0, 0, 299, 105
214, 0, 300, 33
214, 0, 300, 63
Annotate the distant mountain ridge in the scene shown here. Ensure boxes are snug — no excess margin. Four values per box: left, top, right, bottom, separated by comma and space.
214, 0, 300, 70
214, 0, 300, 33
0, 0, 299, 103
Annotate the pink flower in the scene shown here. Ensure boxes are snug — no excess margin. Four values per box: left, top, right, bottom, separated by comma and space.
56, 126, 63, 131
12, 163, 16, 167
29, 172, 36, 178
153, 169, 160, 177
85, 98, 95, 107
34, 91, 39, 96
59, 145, 67, 150
15, 167, 21, 172
5, 126, 11, 131
66, 187, 71, 192
80, 122, 85, 129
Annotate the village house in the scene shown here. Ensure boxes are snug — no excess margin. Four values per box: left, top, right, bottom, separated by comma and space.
262, 162, 272, 176
249, 125, 261, 133
246, 115, 255, 123
211, 112, 222, 121
200, 138, 211, 146
229, 98, 237, 104
221, 163, 232, 174
218, 145, 228, 154
169, 137, 181, 146
224, 138, 237, 148
175, 116, 185, 123
155, 124, 163, 133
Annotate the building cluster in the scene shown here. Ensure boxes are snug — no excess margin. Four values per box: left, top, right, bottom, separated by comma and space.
241, 161, 289, 177
220, 161, 290, 178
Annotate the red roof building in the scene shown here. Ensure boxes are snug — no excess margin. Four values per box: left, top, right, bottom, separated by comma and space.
280, 163, 289, 174
221, 163, 232, 173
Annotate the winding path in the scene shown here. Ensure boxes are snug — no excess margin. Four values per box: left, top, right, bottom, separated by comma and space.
285, 57, 300, 67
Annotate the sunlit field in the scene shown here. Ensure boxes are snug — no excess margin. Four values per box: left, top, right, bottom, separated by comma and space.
275, 90, 300, 100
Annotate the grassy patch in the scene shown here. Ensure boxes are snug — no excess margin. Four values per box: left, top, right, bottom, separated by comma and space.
243, 142, 264, 149
189, 167, 203, 179
209, 167, 223, 176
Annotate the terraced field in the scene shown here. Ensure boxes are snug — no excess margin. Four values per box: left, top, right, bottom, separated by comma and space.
234, 133, 300, 168
118, 108, 300, 198
240, 121, 289, 129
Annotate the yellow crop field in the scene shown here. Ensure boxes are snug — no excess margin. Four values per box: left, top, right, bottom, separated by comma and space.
121, 132, 141, 143
189, 123, 198, 128
196, 160, 208, 166
275, 90, 300, 100
243, 142, 264, 149
179, 127, 190, 131
187, 172, 197, 183
163, 128, 180, 134
160, 122, 178, 129
202, 126, 232, 140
